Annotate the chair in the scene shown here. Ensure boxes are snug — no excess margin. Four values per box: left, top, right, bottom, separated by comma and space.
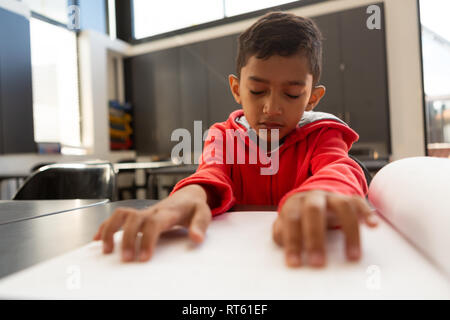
30, 162, 56, 173
13, 162, 117, 201
349, 155, 373, 186
116, 158, 138, 200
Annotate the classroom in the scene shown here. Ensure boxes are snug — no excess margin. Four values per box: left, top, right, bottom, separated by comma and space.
0, 0, 449, 304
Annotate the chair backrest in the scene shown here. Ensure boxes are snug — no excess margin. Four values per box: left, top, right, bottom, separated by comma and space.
349, 155, 373, 187
29, 162, 56, 173
13, 162, 117, 201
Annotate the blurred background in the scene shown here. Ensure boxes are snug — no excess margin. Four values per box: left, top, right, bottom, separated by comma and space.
0, 0, 448, 200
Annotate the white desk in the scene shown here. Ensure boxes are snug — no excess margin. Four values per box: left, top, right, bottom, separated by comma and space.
0, 210, 448, 299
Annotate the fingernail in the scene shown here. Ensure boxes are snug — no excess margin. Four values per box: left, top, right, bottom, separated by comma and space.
287, 253, 302, 267
348, 247, 361, 260
309, 252, 325, 266
192, 225, 202, 234
368, 215, 379, 225
122, 249, 133, 261
139, 250, 149, 262
103, 242, 111, 253
190, 228, 204, 243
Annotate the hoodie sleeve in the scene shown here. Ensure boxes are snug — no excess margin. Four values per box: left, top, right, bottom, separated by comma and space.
278, 127, 368, 210
169, 125, 236, 216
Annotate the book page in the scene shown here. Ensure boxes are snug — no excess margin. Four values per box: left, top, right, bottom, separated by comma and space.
0, 211, 448, 299
369, 157, 450, 277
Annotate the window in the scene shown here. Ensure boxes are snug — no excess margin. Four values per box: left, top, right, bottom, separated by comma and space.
133, 0, 223, 39
225, 0, 294, 17
132, 0, 296, 40
107, 0, 117, 39
30, 18, 81, 148
20, 0, 69, 24
419, 0, 450, 157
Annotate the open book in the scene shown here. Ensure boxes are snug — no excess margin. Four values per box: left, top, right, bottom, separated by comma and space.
0, 157, 448, 299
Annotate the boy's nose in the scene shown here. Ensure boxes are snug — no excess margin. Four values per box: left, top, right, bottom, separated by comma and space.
263, 95, 282, 115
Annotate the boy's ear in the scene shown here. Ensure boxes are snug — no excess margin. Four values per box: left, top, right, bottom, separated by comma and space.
228, 74, 241, 105
306, 85, 326, 111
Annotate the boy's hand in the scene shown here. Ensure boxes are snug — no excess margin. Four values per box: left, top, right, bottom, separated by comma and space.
92, 184, 212, 262
273, 190, 378, 268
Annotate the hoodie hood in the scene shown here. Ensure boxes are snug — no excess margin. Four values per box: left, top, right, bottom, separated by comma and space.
228, 109, 359, 152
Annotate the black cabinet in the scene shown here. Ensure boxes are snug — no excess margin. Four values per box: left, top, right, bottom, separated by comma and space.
179, 42, 208, 143
313, 12, 345, 118
126, 34, 240, 157
205, 34, 239, 127
126, 48, 181, 158
125, 53, 156, 155
0, 8, 36, 154
340, 5, 390, 150
313, 3, 391, 157
150, 48, 181, 157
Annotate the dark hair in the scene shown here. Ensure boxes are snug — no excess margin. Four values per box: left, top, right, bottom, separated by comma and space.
236, 11, 323, 85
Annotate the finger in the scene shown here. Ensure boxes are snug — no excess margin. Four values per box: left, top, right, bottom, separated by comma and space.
325, 209, 340, 229
301, 194, 327, 267
189, 202, 212, 243
138, 215, 163, 262
328, 196, 361, 261
272, 217, 283, 247
138, 207, 183, 262
93, 221, 106, 241
281, 200, 303, 267
352, 196, 379, 228
101, 208, 128, 254
121, 210, 144, 262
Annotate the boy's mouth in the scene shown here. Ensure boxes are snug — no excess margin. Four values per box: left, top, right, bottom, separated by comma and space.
258, 121, 285, 129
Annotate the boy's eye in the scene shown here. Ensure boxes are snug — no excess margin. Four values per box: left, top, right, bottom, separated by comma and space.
250, 90, 301, 99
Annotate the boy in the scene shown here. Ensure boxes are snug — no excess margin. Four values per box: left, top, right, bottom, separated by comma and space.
93, 11, 378, 268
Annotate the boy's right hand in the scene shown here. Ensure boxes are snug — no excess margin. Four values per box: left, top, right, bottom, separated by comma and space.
92, 184, 212, 262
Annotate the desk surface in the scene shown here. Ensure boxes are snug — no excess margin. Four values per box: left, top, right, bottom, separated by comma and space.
114, 162, 198, 175
0, 199, 157, 280
0, 206, 449, 299
113, 161, 179, 171
146, 164, 198, 174
0, 199, 110, 225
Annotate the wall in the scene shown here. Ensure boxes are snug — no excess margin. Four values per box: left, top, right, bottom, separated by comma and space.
78, 30, 130, 156
0, 0, 427, 168
79, 0, 107, 34
0, 0, 29, 18
127, 0, 426, 161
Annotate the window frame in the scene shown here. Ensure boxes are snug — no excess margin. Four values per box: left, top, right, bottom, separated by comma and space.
119, 0, 331, 44
417, 0, 431, 156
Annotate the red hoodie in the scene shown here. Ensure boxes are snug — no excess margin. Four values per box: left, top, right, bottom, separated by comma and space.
171, 109, 368, 216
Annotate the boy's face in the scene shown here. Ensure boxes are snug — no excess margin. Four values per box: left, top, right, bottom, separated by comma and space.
229, 53, 325, 142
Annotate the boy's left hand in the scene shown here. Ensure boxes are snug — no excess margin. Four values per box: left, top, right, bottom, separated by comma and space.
273, 190, 378, 268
